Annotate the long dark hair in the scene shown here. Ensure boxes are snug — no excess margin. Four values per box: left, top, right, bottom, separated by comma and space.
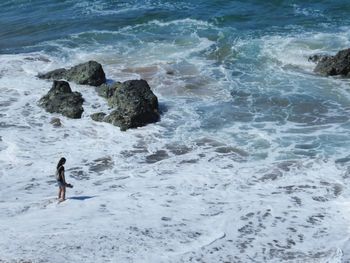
57, 157, 66, 169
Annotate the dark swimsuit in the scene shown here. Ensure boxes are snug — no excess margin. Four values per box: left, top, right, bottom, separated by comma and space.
57, 166, 65, 187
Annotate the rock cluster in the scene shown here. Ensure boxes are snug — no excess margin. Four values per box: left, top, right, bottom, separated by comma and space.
38, 60, 106, 86
39, 80, 84, 119
310, 48, 350, 76
38, 61, 159, 130
102, 80, 159, 131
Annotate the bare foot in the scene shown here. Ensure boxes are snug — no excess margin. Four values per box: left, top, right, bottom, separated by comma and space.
58, 198, 66, 203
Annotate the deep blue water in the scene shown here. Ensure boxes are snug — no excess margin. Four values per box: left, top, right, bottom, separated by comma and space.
1, 0, 350, 52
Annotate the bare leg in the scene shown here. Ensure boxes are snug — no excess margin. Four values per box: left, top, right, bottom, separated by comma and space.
58, 187, 61, 199
62, 186, 66, 201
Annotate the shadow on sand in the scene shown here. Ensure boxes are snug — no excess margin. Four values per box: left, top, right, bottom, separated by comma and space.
68, 195, 97, 201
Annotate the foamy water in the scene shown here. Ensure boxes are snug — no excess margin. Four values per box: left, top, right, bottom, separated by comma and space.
1, 2, 350, 262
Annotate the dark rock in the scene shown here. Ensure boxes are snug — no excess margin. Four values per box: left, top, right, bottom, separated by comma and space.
91, 112, 107, 122
145, 150, 169, 163
215, 146, 249, 156
166, 70, 175, 75
38, 68, 67, 80
258, 172, 282, 182
308, 54, 331, 63
95, 83, 119, 98
66, 61, 106, 86
166, 144, 191, 155
39, 80, 84, 119
50, 117, 62, 127
38, 61, 106, 86
313, 48, 350, 76
104, 79, 159, 130
308, 55, 319, 63
335, 156, 350, 164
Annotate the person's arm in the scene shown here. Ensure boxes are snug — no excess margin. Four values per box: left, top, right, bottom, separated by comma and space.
62, 169, 73, 187
61, 169, 66, 184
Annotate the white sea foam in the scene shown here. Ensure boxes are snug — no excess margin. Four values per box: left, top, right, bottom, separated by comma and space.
1, 24, 350, 262
34, 20, 229, 100
261, 28, 350, 74
72, 0, 193, 17
146, 18, 213, 29
292, 4, 326, 18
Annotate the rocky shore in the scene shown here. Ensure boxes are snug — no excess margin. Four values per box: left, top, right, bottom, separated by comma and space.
39, 80, 84, 119
38, 60, 106, 86
99, 80, 159, 131
309, 48, 350, 77
38, 61, 159, 130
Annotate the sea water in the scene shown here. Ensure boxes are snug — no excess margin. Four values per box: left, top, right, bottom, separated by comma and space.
1, 1, 350, 262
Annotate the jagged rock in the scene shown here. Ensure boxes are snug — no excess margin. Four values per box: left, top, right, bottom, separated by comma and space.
39, 80, 84, 119
38, 61, 106, 86
50, 117, 62, 127
91, 112, 107, 122
308, 54, 331, 63
312, 48, 350, 76
95, 83, 116, 98
102, 79, 159, 130
38, 68, 67, 80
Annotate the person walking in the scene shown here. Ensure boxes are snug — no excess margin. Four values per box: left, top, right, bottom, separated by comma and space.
56, 157, 72, 202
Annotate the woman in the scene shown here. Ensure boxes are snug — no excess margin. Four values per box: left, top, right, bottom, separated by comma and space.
56, 157, 72, 202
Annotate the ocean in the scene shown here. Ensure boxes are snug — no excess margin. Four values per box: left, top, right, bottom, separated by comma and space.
1, 0, 350, 262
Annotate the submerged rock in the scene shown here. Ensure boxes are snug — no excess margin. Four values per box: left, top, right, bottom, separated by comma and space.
145, 150, 169, 163
38, 68, 67, 80
312, 48, 350, 76
88, 156, 114, 173
50, 117, 62, 127
90, 112, 107, 122
38, 61, 106, 86
95, 82, 116, 98
39, 80, 84, 119
308, 54, 331, 63
101, 79, 159, 130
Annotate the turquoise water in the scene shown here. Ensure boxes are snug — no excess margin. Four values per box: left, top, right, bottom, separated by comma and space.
1, 0, 346, 161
